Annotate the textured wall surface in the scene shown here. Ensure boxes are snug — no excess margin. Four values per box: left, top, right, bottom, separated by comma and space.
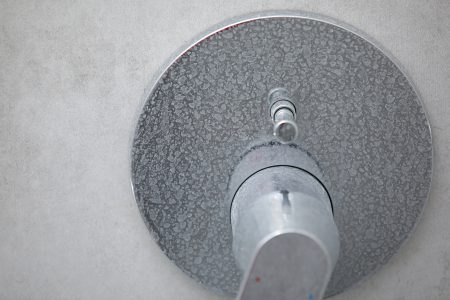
0, 1, 449, 300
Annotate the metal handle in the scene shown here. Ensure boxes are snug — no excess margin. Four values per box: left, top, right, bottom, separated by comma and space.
231, 166, 340, 300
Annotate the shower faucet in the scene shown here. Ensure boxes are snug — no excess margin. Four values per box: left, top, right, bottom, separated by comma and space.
131, 13, 432, 300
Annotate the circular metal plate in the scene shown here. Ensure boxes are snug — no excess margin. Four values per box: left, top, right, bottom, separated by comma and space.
131, 15, 432, 297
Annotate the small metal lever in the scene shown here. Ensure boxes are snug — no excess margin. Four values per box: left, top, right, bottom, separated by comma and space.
268, 88, 299, 143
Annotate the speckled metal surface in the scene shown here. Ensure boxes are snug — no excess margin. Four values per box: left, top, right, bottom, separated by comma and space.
131, 16, 432, 297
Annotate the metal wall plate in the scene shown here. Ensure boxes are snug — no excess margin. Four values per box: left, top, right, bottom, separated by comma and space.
131, 13, 432, 297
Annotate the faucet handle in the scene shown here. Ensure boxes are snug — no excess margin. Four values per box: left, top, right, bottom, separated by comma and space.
231, 166, 339, 300
238, 232, 332, 300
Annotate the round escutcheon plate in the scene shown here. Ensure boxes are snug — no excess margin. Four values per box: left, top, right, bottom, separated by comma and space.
131, 14, 432, 297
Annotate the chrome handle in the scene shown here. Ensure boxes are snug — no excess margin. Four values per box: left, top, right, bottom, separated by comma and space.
231, 166, 340, 300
